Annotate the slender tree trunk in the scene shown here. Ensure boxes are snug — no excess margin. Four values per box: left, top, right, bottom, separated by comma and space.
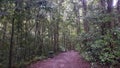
82, 0, 89, 32
8, 17, 15, 68
34, 20, 38, 56
107, 0, 113, 12
117, 0, 120, 12
106, 0, 114, 53
53, 22, 59, 52
73, 1, 81, 35
108, 0, 114, 28
105, 0, 113, 29
53, 0, 63, 52
38, 21, 44, 55
49, 12, 53, 51
99, 0, 106, 35
2, 21, 7, 45
117, 0, 120, 26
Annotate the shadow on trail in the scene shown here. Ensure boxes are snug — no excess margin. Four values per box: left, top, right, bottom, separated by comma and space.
27, 50, 91, 68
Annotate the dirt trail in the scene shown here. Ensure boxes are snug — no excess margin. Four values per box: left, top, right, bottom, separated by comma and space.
27, 50, 91, 68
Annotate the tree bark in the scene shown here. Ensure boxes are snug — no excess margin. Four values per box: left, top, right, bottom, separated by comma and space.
73, 1, 81, 35
2, 21, 7, 45
117, 0, 120, 27
8, 17, 15, 68
117, 0, 120, 12
82, 0, 89, 32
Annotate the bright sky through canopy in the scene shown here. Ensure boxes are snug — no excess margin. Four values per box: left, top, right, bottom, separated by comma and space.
113, 0, 118, 6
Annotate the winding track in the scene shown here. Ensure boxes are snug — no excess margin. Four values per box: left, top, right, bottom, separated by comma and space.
27, 50, 91, 68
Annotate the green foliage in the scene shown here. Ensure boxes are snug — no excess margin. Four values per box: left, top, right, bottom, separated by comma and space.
80, 11, 120, 65
80, 29, 120, 65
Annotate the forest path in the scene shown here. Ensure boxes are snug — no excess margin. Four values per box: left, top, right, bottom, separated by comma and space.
27, 50, 91, 68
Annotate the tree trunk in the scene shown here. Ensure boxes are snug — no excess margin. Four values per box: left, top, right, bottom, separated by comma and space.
53, 0, 63, 52
117, 0, 120, 27
2, 21, 7, 45
73, 1, 81, 35
99, 0, 106, 35
8, 17, 15, 68
82, 0, 89, 32
53, 21, 59, 52
117, 0, 120, 12
106, 0, 114, 53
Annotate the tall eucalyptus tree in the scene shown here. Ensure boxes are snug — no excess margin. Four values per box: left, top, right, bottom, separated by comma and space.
82, 0, 89, 32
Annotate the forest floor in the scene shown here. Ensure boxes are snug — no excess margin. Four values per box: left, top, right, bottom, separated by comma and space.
27, 50, 91, 68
